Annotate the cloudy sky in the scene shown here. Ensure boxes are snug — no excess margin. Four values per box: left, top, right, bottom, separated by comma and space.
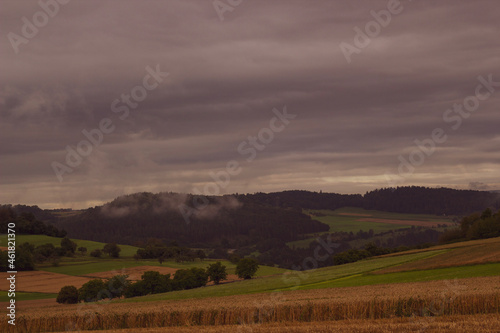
1, 0, 499, 209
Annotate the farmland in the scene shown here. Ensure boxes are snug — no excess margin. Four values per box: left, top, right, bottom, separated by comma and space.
287, 207, 455, 249
0, 234, 140, 258
0, 237, 499, 331
2, 276, 499, 332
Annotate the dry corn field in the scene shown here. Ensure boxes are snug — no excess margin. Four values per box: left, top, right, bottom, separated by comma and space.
2, 276, 499, 332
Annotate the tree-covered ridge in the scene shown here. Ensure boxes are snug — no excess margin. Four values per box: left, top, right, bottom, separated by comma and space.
5, 186, 499, 248
55, 192, 329, 246
0, 205, 66, 237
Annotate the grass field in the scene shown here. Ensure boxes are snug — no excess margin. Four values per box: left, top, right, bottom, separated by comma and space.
0, 234, 139, 257
1, 237, 499, 332
0, 291, 56, 302
125, 250, 446, 302
310, 207, 454, 233
288, 207, 455, 248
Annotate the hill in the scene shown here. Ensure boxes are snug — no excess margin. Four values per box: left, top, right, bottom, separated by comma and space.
45, 187, 499, 246
2, 237, 499, 332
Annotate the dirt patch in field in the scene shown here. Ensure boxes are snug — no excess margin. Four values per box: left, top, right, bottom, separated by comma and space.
84, 266, 242, 285
357, 218, 452, 227
0, 271, 93, 293
338, 213, 372, 217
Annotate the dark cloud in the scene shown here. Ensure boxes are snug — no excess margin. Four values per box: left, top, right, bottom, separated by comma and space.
0, 0, 499, 208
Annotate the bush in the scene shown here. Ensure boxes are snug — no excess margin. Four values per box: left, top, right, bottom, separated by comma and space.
173, 268, 208, 290
78, 279, 108, 302
90, 249, 102, 258
107, 274, 130, 299
235, 258, 259, 279
61, 237, 77, 255
141, 271, 172, 294
103, 243, 121, 258
124, 280, 147, 298
78, 246, 87, 255
57, 285, 78, 304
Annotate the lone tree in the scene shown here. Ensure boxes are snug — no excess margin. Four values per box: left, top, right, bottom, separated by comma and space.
206, 261, 228, 285
103, 243, 121, 258
235, 258, 259, 280
57, 285, 79, 304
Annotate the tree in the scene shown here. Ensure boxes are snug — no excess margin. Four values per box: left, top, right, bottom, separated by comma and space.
107, 275, 130, 299
61, 237, 77, 256
57, 285, 79, 304
103, 243, 121, 258
206, 261, 227, 285
78, 279, 108, 302
90, 249, 102, 258
173, 268, 208, 290
235, 258, 259, 279
78, 247, 87, 256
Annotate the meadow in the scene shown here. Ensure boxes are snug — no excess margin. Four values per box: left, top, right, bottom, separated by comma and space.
0, 236, 498, 332
287, 207, 455, 248
0, 234, 140, 258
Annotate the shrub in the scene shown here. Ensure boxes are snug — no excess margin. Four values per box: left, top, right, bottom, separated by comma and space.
107, 275, 130, 299
103, 243, 121, 258
78, 279, 108, 302
57, 285, 78, 304
90, 249, 102, 258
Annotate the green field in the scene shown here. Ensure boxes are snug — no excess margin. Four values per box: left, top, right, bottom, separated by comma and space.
288, 207, 455, 248
0, 291, 56, 302
293, 262, 500, 290
0, 234, 139, 258
121, 250, 446, 302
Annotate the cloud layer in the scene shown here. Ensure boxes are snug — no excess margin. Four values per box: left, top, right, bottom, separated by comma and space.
1, 0, 499, 208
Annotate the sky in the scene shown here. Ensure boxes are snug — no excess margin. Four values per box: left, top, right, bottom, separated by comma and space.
1, 0, 499, 209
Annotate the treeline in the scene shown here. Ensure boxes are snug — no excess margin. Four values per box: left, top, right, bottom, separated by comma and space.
0, 206, 66, 237
362, 187, 500, 215
241, 186, 500, 216
241, 227, 442, 270
439, 208, 500, 243
134, 239, 206, 262
7, 186, 499, 249
57, 260, 259, 303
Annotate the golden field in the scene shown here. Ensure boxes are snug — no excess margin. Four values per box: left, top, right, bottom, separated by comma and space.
2, 276, 499, 332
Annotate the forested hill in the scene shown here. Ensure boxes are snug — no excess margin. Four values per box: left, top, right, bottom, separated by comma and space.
53, 193, 329, 247
243, 187, 499, 215
5, 186, 499, 246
